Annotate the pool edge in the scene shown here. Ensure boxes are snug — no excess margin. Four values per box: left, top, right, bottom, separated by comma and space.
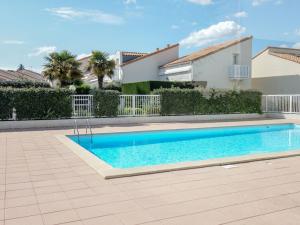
56, 122, 300, 179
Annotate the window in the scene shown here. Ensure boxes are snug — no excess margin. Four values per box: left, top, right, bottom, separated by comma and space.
233, 54, 239, 65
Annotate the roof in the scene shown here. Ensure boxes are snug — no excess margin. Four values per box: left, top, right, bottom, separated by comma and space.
253, 46, 300, 64
77, 51, 147, 62
161, 36, 253, 68
269, 51, 300, 64
0, 69, 45, 82
121, 44, 179, 67
121, 51, 147, 57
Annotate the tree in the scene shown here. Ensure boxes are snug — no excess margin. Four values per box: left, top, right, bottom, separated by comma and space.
17, 64, 25, 71
86, 51, 115, 89
43, 50, 82, 87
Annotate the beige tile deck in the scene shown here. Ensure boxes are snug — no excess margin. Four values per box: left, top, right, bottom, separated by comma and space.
1, 119, 300, 225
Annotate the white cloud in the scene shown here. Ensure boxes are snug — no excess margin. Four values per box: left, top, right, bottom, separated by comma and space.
124, 0, 136, 4
252, 0, 269, 6
46, 7, 124, 25
171, 25, 180, 29
76, 53, 91, 60
279, 44, 288, 48
186, 0, 213, 5
234, 11, 248, 18
28, 46, 57, 57
292, 42, 300, 49
252, 0, 283, 6
3, 40, 24, 45
180, 21, 246, 48
295, 28, 300, 36
192, 21, 198, 26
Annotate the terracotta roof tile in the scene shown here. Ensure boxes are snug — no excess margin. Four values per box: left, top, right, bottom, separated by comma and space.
122, 51, 147, 57
161, 36, 252, 68
121, 44, 179, 67
0, 69, 45, 82
269, 51, 300, 64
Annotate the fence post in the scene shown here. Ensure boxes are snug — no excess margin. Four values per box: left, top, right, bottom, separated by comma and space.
132, 95, 136, 116
290, 96, 293, 113
265, 96, 268, 112
12, 108, 16, 120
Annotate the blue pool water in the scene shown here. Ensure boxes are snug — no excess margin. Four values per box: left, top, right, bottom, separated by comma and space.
68, 124, 300, 169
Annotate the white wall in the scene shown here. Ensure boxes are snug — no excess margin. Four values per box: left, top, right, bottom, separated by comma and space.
252, 75, 300, 94
159, 64, 192, 81
192, 38, 252, 89
166, 72, 192, 81
252, 50, 300, 78
121, 46, 179, 83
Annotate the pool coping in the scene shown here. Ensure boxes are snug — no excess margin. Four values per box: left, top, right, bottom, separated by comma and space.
56, 121, 300, 179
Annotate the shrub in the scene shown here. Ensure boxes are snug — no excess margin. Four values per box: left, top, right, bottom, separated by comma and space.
0, 88, 73, 120
152, 88, 262, 115
0, 88, 14, 120
122, 81, 207, 94
75, 84, 91, 94
103, 84, 122, 92
92, 90, 120, 117
122, 82, 150, 94
0, 80, 50, 88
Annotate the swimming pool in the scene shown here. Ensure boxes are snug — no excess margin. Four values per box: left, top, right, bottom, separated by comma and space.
68, 123, 300, 169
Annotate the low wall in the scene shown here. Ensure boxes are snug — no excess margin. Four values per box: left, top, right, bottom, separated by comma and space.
265, 113, 300, 119
0, 114, 265, 130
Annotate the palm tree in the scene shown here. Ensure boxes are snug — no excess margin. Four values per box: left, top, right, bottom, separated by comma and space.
87, 51, 115, 89
43, 50, 82, 87
17, 64, 25, 71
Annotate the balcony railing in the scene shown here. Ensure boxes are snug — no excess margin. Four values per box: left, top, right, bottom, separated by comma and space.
228, 65, 250, 80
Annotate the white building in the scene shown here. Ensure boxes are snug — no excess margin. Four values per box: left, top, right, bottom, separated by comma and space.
252, 47, 300, 94
78, 51, 146, 87
80, 36, 252, 90
159, 36, 252, 89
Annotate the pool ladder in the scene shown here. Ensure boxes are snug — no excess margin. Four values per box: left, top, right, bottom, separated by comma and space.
73, 119, 93, 143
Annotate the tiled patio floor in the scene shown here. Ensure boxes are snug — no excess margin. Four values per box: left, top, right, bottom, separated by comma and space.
1, 119, 300, 225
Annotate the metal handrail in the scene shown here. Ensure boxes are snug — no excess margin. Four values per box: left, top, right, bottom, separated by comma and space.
74, 119, 80, 142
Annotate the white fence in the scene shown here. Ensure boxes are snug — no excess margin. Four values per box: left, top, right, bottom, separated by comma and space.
118, 95, 160, 116
72, 95, 93, 118
262, 95, 300, 113
71, 94, 161, 118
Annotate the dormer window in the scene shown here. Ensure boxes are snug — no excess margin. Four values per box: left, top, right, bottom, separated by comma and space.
233, 53, 239, 65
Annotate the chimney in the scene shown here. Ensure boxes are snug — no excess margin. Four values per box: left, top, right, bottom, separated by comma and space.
156, 48, 159, 51
167, 44, 170, 47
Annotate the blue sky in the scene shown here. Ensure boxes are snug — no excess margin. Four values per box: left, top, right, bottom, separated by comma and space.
0, 0, 299, 72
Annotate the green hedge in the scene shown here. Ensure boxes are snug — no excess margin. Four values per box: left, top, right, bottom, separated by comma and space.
0, 88, 14, 120
0, 80, 50, 88
0, 88, 73, 120
92, 90, 120, 117
103, 84, 122, 92
122, 81, 207, 94
75, 84, 91, 94
152, 88, 262, 115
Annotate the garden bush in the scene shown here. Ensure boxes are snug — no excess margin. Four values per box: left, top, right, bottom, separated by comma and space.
122, 81, 207, 94
0, 88, 14, 120
152, 88, 262, 115
75, 83, 91, 94
92, 90, 120, 117
103, 84, 121, 92
0, 80, 50, 88
0, 88, 73, 120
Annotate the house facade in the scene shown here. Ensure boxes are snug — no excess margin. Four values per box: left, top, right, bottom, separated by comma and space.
80, 36, 252, 90
252, 47, 300, 94
158, 36, 252, 89
78, 51, 148, 87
